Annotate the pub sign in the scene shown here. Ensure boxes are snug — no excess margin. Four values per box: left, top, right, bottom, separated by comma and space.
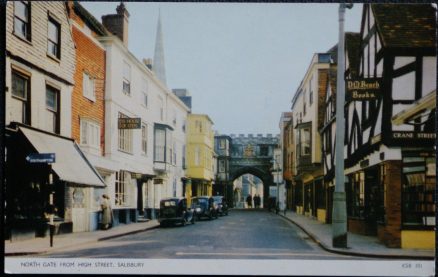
118, 118, 141, 129
346, 78, 382, 101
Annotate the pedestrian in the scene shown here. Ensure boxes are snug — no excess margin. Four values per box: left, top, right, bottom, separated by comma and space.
256, 195, 261, 208
246, 194, 252, 208
101, 194, 113, 230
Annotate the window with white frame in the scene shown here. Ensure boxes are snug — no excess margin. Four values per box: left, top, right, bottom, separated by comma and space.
80, 119, 100, 149
11, 69, 31, 125
47, 16, 61, 59
300, 127, 311, 156
154, 127, 166, 162
115, 170, 129, 206
182, 145, 186, 168
173, 142, 177, 165
118, 113, 133, 153
82, 72, 95, 101
142, 79, 148, 107
309, 76, 313, 106
141, 123, 147, 155
46, 85, 60, 134
14, 1, 31, 41
122, 61, 131, 96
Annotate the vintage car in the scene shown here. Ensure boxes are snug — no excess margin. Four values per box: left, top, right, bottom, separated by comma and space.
191, 196, 218, 220
212, 195, 229, 216
158, 197, 195, 227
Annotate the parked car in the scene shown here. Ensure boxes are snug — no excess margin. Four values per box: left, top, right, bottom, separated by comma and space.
212, 195, 228, 216
191, 196, 218, 220
158, 197, 195, 227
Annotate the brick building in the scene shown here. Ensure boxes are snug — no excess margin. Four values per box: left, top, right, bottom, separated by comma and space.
66, 2, 113, 232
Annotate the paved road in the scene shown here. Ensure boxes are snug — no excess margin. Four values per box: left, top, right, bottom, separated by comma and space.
40, 210, 371, 259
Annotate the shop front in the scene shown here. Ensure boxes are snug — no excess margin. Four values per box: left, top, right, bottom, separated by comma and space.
5, 124, 106, 241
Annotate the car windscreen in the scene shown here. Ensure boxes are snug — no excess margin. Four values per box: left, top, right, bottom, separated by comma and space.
161, 200, 177, 208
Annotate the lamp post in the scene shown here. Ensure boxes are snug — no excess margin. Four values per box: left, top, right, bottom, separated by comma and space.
332, 3, 352, 248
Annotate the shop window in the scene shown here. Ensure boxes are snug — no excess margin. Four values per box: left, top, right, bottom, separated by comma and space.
11, 70, 31, 125
349, 172, 365, 218
316, 180, 325, 209
46, 85, 60, 134
14, 1, 31, 41
402, 156, 435, 227
115, 171, 129, 206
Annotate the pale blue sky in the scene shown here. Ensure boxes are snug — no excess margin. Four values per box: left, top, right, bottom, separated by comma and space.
82, 2, 363, 135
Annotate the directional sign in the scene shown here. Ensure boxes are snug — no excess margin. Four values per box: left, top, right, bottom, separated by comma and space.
26, 153, 56, 163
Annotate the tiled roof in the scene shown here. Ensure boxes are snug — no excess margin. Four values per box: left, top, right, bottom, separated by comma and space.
73, 2, 108, 36
345, 32, 360, 78
371, 4, 436, 48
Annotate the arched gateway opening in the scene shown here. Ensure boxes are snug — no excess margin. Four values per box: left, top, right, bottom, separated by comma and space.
216, 134, 279, 207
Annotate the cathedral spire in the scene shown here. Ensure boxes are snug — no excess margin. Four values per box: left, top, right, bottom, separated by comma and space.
153, 9, 167, 85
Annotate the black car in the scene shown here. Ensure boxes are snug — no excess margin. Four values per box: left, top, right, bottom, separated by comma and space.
158, 197, 195, 227
212, 196, 228, 216
191, 196, 218, 220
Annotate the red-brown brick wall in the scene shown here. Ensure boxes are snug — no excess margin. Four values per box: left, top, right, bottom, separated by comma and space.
317, 69, 329, 130
378, 160, 402, 248
69, 11, 105, 155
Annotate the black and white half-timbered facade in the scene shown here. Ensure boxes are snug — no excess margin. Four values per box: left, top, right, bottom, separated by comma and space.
320, 32, 360, 225
342, 4, 436, 249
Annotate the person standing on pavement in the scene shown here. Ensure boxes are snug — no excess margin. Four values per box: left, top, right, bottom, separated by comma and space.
101, 194, 113, 230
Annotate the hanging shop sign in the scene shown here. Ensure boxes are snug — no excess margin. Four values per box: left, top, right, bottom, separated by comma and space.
346, 78, 382, 101
26, 153, 56, 163
118, 118, 141, 129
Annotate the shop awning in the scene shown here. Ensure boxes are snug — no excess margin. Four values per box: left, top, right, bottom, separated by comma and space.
20, 126, 106, 187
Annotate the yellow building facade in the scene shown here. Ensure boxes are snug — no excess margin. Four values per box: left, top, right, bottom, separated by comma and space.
185, 114, 215, 203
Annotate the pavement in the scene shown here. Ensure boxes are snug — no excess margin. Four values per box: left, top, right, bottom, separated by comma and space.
279, 210, 435, 260
4, 211, 435, 259
4, 219, 160, 256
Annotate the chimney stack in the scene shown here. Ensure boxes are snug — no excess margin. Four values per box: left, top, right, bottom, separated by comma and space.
143, 58, 153, 70
102, 2, 130, 47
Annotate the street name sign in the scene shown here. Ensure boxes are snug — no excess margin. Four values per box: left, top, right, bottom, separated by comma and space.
346, 78, 382, 101
118, 118, 141, 129
26, 153, 56, 163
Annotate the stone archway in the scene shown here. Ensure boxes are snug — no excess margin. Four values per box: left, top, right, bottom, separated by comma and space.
227, 134, 279, 208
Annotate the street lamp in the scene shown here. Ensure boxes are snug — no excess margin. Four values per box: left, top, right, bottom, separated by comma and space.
332, 2, 352, 248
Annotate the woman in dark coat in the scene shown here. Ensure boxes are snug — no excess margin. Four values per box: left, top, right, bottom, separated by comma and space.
246, 194, 252, 208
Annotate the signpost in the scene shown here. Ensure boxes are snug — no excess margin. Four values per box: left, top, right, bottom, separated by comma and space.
26, 153, 56, 163
26, 153, 56, 247
118, 118, 141, 129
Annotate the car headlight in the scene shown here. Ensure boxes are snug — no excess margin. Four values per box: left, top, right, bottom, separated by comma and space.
196, 208, 201, 212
